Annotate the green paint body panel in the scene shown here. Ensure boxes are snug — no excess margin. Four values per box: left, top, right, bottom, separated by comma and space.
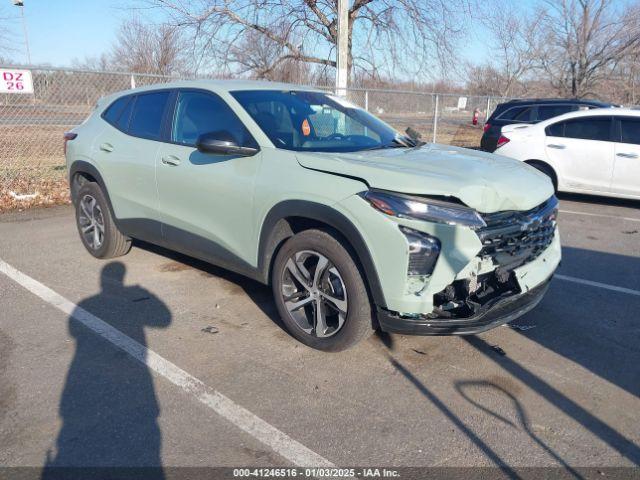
66, 80, 561, 318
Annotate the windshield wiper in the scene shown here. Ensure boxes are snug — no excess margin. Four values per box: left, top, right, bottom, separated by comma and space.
361, 129, 426, 151
403, 127, 426, 147
361, 137, 416, 151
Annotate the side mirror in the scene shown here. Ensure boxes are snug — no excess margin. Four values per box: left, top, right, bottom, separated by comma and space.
195, 130, 259, 156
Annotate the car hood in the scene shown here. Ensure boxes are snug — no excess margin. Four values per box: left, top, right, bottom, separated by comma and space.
296, 144, 554, 213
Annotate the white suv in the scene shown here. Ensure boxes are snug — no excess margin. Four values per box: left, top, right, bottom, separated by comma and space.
495, 108, 640, 200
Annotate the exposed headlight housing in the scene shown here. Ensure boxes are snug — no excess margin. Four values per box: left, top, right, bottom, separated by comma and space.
399, 226, 441, 295
359, 190, 486, 229
400, 226, 441, 276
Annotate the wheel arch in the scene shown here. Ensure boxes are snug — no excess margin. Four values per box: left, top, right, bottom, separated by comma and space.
69, 160, 120, 223
257, 200, 387, 308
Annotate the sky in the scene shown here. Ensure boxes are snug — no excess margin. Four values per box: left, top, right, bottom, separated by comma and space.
0, 0, 542, 72
1, 0, 138, 66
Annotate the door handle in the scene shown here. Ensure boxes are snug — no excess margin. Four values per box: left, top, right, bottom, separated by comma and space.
99, 142, 114, 152
616, 152, 639, 159
161, 155, 181, 166
547, 144, 566, 149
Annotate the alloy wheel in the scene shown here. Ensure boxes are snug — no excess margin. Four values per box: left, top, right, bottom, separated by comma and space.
281, 250, 348, 338
78, 194, 105, 250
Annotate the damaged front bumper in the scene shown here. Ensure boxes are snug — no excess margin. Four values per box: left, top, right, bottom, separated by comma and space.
377, 227, 561, 335
377, 274, 552, 335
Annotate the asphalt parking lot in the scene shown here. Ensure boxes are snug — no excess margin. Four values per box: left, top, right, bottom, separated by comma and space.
1, 194, 639, 476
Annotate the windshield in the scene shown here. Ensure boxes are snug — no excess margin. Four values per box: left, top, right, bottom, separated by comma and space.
231, 90, 403, 152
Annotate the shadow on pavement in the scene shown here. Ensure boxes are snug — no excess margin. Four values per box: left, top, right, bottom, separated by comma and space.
385, 355, 520, 478
454, 380, 583, 479
515, 245, 640, 400
41, 262, 170, 479
557, 192, 640, 209
134, 240, 290, 335
464, 335, 640, 466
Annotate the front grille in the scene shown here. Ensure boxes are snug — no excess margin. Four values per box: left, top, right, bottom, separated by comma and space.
477, 196, 558, 270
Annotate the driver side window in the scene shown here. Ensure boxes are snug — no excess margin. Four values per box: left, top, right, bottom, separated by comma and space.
172, 90, 256, 148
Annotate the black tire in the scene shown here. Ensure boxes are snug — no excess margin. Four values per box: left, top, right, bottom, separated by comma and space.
271, 229, 374, 352
74, 182, 131, 259
528, 161, 558, 192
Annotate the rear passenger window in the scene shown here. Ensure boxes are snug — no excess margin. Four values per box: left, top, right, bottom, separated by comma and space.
536, 105, 573, 121
128, 91, 170, 140
172, 90, 256, 148
620, 118, 640, 145
563, 117, 611, 141
103, 96, 130, 126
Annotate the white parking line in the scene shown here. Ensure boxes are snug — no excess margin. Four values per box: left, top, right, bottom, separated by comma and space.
0, 259, 333, 468
555, 274, 640, 297
559, 209, 640, 223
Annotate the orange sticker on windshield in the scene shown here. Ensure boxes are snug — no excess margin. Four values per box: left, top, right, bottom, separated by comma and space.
301, 119, 311, 136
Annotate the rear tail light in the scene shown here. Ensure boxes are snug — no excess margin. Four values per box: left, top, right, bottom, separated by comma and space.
496, 135, 510, 148
483, 123, 491, 133
63, 132, 77, 155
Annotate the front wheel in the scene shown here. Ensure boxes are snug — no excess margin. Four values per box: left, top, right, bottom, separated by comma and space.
271, 229, 374, 352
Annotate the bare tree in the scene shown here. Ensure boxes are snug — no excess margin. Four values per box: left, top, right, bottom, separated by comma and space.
71, 54, 112, 72
537, 0, 640, 98
139, 0, 473, 80
110, 18, 189, 76
476, 2, 544, 97
620, 47, 640, 104
227, 26, 314, 82
465, 64, 510, 96
0, 6, 19, 63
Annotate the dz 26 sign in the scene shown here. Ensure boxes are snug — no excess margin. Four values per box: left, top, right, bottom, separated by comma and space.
0, 69, 34, 94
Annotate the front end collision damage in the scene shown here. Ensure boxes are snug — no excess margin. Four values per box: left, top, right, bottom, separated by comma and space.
337, 192, 561, 334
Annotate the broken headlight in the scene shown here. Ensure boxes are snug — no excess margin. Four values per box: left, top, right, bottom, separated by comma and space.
400, 226, 441, 295
359, 190, 486, 229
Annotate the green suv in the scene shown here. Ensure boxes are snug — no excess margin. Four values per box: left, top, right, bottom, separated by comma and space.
66, 80, 561, 351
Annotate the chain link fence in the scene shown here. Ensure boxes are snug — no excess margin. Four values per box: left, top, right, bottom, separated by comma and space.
0, 64, 508, 211
343, 88, 506, 146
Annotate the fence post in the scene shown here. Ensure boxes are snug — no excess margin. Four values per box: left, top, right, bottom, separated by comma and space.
432, 94, 439, 143
364, 90, 369, 112
485, 97, 491, 122
130, 75, 136, 89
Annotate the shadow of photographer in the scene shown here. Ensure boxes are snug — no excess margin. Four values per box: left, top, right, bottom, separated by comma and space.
42, 262, 170, 479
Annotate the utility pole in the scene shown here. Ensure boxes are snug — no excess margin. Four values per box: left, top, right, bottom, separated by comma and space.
335, 0, 349, 97
12, 0, 31, 64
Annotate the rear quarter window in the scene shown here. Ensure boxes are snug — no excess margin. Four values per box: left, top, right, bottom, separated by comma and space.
545, 122, 565, 137
102, 96, 130, 127
116, 96, 135, 131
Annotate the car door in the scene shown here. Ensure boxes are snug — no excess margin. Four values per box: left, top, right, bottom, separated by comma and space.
155, 89, 263, 270
91, 91, 171, 239
611, 116, 640, 197
544, 116, 614, 192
